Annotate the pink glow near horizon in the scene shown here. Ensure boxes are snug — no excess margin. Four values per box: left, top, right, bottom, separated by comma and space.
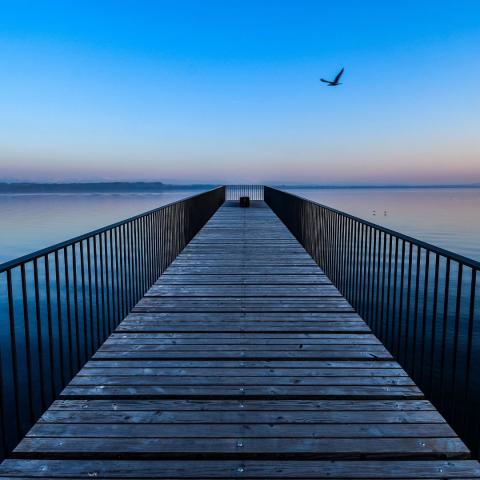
1, 144, 479, 184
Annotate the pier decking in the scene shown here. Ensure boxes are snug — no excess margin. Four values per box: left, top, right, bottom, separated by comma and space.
1, 201, 479, 478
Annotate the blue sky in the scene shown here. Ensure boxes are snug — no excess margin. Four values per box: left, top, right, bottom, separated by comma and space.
0, 1, 479, 184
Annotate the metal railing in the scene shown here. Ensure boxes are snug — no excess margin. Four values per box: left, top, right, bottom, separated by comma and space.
0, 186, 225, 458
265, 186, 480, 455
226, 185, 264, 200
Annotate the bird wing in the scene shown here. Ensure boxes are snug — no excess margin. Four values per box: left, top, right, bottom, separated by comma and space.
333, 68, 344, 83
320, 79, 331, 83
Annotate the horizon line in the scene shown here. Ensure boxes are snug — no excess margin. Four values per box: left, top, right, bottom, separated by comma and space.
0, 181, 480, 190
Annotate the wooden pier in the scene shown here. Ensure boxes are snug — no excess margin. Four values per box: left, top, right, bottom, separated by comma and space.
1, 200, 479, 478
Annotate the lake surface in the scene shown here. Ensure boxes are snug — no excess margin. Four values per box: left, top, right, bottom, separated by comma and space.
286, 188, 480, 262
0, 190, 204, 264
0, 187, 479, 264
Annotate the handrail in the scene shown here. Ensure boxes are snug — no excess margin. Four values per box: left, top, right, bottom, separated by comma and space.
265, 185, 480, 456
0, 186, 225, 459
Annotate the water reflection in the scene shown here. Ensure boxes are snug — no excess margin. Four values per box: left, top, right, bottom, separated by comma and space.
288, 188, 480, 261
0, 191, 203, 264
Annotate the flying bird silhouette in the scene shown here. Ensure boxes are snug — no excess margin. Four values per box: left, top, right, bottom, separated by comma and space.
320, 68, 344, 86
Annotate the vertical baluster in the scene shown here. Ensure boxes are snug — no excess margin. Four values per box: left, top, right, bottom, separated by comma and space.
369, 228, 376, 328
112, 227, 123, 327
403, 243, 413, 367
341, 216, 349, 295
440, 258, 451, 411
86, 239, 94, 355
361, 224, 369, 318
99, 233, 108, 340
125, 222, 133, 312
33, 258, 46, 410
450, 262, 463, 423
132, 220, 140, 301
103, 232, 112, 335
148, 213, 155, 284
44, 255, 55, 399
428, 254, 440, 398
418, 249, 430, 384
331, 212, 338, 283
368, 226, 375, 326
109, 230, 116, 329
141, 217, 147, 293
374, 230, 382, 332
6, 269, 21, 443
79, 241, 88, 362
396, 239, 406, 358
127, 223, 134, 308
379, 232, 387, 341
463, 269, 477, 443
0, 326, 7, 456
345, 218, 353, 301
385, 235, 393, 351
20, 264, 34, 422
391, 237, 399, 356
92, 236, 101, 349
411, 246, 422, 375
54, 250, 65, 386
71, 244, 81, 369
121, 224, 128, 313
352, 220, 357, 308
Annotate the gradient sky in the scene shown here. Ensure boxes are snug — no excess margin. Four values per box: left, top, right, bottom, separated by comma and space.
0, 1, 479, 184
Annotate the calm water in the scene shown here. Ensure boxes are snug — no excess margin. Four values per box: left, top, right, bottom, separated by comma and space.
1, 187, 479, 265
286, 188, 480, 262
0, 190, 203, 264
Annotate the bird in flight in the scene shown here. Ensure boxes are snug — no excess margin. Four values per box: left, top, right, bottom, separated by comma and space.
320, 68, 344, 87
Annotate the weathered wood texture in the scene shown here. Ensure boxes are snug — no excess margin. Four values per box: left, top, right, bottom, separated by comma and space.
1, 200, 478, 478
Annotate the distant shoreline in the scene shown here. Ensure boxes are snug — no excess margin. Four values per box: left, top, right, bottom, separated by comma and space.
0, 182, 217, 194
281, 184, 480, 189
0, 182, 479, 194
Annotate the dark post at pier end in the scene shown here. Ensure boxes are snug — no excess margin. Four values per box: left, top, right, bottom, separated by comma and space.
240, 196, 250, 207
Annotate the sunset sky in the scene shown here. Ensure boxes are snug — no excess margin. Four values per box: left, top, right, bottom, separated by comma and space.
0, 1, 479, 184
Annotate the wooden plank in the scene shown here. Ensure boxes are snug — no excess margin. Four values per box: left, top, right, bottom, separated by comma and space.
163, 266, 323, 274
13, 437, 469, 457
145, 285, 342, 297
48, 399, 438, 411
68, 376, 415, 387
104, 332, 382, 344
92, 351, 392, 361
156, 274, 331, 284
79, 359, 404, 369
27, 423, 456, 438
60, 385, 423, 398
116, 323, 372, 333
40, 409, 446, 424
132, 298, 355, 312
2, 459, 480, 478
120, 312, 365, 321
